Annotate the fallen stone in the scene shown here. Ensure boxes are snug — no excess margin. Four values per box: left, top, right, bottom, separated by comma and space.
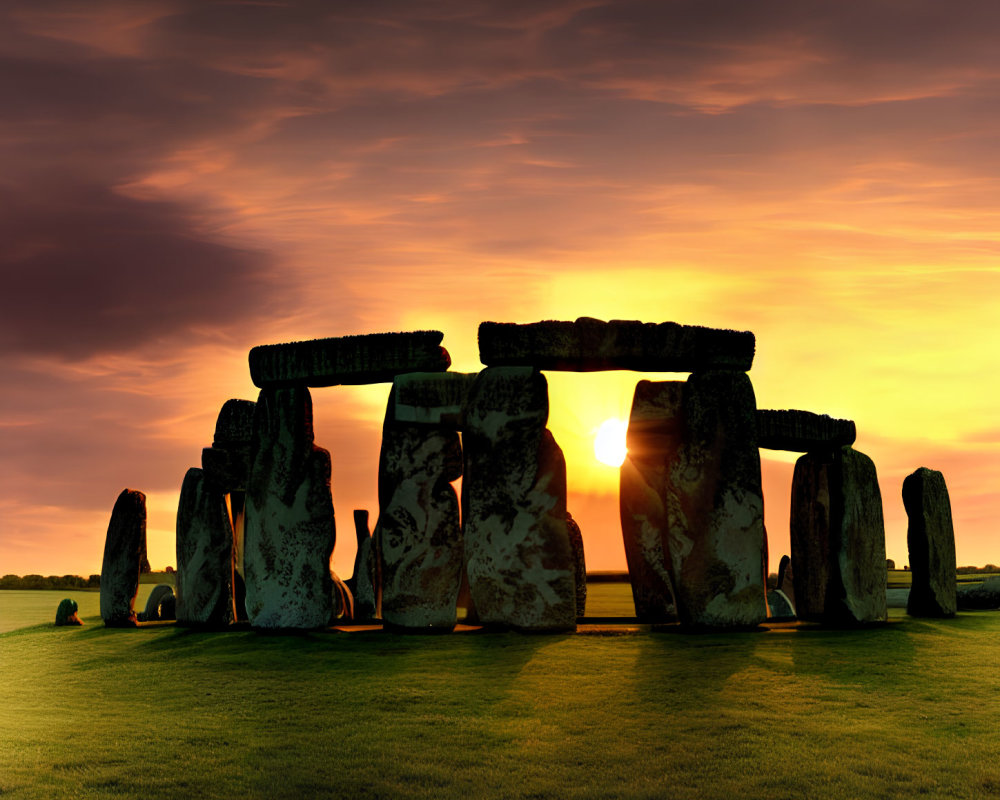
479, 317, 755, 372
249, 331, 451, 388
660, 372, 768, 628
377, 392, 464, 630
244, 386, 336, 629
756, 409, 856, 452
904, 467, 957, 617
55, 598, 83, 626
463, 367, 576, 631
100, 489, 146, 628
349, 510, 378, 622
175, 468, 236, 627
619, 381, 683, 623
790, 446, 887, 625
394, 371, 478, 426
137, 584, 176, 622
567, 513, 587, 618
957, 577, 1000, 610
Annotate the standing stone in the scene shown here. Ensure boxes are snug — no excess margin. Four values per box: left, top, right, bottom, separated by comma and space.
904, 467, 957, 617
566, 513, 587, 618
377, 393, 464, 630
350, 510, 378, 622
175, 468, 235, 627
620, 381, 682, 623
463, 367, 576, 631
663, 372, 768, 628
244, 386, 335, 630
138, 584, 176, 622
100, 489, 146, 627
791, 446, 888, 625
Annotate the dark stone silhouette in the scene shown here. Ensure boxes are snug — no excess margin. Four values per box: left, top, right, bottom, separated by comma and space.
479, 318, 755, 372
376, 391, 463, 630
249, 331, 450, 388
393, 371, 477, 425
756, 409, 856, 452
776, 554, 796, 609
791, 446, 887, 625
244, 386, 335, 629
619, 381, 681, 623
903, 467, 957, 617
566, 513, 587, 619
137, 584, 176, 622
55, 598, 83, 626
100, 489, 146, 628
348, 510, 377, 622
463, 367, 576, 632
766, 589, 796, 620
175, 468, 235, 627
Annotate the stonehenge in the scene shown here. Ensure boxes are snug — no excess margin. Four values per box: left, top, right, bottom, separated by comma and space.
100, 318, 928, 636
903, 468, 957, 617
100, 489, 147, 627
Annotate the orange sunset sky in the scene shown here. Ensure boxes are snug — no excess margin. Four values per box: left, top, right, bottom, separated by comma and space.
2, 1, 1000, 578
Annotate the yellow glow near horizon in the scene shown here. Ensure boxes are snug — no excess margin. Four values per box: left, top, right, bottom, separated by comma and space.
594, 418, 628, 467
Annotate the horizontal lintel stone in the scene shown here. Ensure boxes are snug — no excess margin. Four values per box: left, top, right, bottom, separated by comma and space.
394, 371, 479, 425
478, 317, 755, 372
249, 331, 451, 388
757, 409, 856, 452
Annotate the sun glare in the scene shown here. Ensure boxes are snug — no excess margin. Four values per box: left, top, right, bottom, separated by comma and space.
594, 418, 628, 467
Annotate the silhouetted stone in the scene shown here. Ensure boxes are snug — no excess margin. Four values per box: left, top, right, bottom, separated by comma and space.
567, 513, 587, 618
55, 598, 82, 626
377, 393, 464, 630
904, 467, 957, 617
213, 399, 257, 447
620, 381, 681, 623
175, 468, 235, 627
756, 410, 856, 452
394, 371, 478, 426
100, 489, 146, 628
349, 510, 377, 622
479, 318, 755, 372
330, 572, 354, 622
790, 446, 887, 625
463, 367, 576, 631
776, 554, 796, 609
203, 399, 257, 493
137, 584, 176, 622
244, 386, 335, 629
666, 372, 768, 628
249, 331, 450, 388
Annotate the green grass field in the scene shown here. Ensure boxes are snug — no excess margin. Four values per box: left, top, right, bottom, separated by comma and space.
3, 588, 1000, 800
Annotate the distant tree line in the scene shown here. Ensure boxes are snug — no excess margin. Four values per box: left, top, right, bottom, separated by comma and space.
1, 568, 175, 590
957, 565, 1000, 574
1, 574, 100, 590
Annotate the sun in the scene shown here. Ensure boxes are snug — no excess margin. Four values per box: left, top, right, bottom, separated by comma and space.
593, 417, 628, 467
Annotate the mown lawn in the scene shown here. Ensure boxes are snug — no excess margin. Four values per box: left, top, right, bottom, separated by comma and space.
3, 604, 1000, 800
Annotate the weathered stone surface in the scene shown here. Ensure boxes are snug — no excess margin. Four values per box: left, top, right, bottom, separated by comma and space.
620, 381, 682, 623
244, 386, 335, 629
377, 393, 464, 630
567, 513, 587, 618
904, 467, 957, 617
349, 510, 377, 622
766, 589, 796, 620
665, 372, 768, 627
175, 468, 235, 627
249, 331, 450, 388
100, 489, 146, 627
479, 318, 755, 372
791, 447, 887, 625
55, 598, 82, 626
138, 584, 176, 622
213, 399, 256, 447
394, 371, 478, 426
463, 367, 576, 631
203, 399, 257, 493
756, 410, 856, 452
